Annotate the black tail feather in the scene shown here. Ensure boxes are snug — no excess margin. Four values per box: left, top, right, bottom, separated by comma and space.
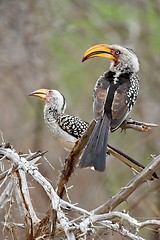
93, 124, 109, 171
80, 114, 110, 172
79, 120, 102, 168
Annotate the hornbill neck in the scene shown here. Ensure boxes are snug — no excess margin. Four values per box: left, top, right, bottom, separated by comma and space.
44, 95, 66, 122
44, 103, 59, 121
110, 56, 139, 74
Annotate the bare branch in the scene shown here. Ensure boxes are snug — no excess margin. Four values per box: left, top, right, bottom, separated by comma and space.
56, 117, 158, 200
0, 145, 159, 239
1, 222, 25, 229
0, 180, 15, 212
107, 144, 158, 180
121, 117, 158, 132
16, 169, 40, 225
60, 200, 90, 216
78, 211, 160, 240
26, 150, 48, 163
56, 121, 95, 198
0, 167, 16, 181
0, 146, 77, 239
79, 219, 145, 240
93, 154, 160, 214
14, 177, 33, 238
0, 165, 16, 188
80, 211, 160, 230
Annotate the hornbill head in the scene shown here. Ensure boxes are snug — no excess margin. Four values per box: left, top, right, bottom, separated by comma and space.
29, 89, 66, 114
82, 44, 139, 73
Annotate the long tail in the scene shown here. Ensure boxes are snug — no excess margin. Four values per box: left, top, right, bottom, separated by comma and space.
80, 114, 110, 172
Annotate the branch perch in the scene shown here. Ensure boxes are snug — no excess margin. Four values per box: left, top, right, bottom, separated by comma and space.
0, 146, 77, 239
0, 144, 159, 239
56, 121, 96, 198
93, 154, 160, 214
121, 117, 158, 132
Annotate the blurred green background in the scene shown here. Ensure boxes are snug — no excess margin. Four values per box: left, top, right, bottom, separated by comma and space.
0, 0, 160, 239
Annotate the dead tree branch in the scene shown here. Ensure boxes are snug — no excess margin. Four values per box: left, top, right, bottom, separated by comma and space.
121, 117, 158, 132
93, 154, 160, 214
56, 121, 96, 198
0, 180, 15, 212
0, 144, 159, 239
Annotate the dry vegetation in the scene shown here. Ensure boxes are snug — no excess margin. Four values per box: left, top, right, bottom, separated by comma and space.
0, 138, 160, 239
0, 0, 160, 239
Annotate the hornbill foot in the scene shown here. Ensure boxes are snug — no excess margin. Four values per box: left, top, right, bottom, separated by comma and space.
120, 117, 158, 132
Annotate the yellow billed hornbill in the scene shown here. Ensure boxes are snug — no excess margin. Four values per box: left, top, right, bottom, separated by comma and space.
80, 44, 140, 172
29, 88, 158, 179
29, 89, 88, 151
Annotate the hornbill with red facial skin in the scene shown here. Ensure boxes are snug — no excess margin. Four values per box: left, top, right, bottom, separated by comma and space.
80, 44, 140, 172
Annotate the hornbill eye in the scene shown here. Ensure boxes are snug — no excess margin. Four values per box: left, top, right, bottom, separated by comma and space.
115, 50, 121, 55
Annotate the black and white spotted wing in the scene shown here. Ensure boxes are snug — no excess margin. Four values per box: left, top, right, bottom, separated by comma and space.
57, 114, 89, 139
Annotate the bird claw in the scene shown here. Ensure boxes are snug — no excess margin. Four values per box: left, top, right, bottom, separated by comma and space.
141, 126, 151, 132
120, 118, 158, 132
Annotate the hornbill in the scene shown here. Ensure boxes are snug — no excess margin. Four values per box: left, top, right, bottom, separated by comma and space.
29, 88, 158, 179
80, 44, 141, 172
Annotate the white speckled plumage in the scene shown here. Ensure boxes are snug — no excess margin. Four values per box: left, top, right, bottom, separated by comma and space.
80, 44, 140, 171
43, 90, 88, 150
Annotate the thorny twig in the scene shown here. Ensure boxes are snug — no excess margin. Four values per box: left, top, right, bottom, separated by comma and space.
0, 144, 160, 239
93, 154, 160, 214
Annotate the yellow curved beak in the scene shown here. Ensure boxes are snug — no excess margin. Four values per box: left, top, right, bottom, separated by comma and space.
82, 44, 115, 62
29, 88, 49, 101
